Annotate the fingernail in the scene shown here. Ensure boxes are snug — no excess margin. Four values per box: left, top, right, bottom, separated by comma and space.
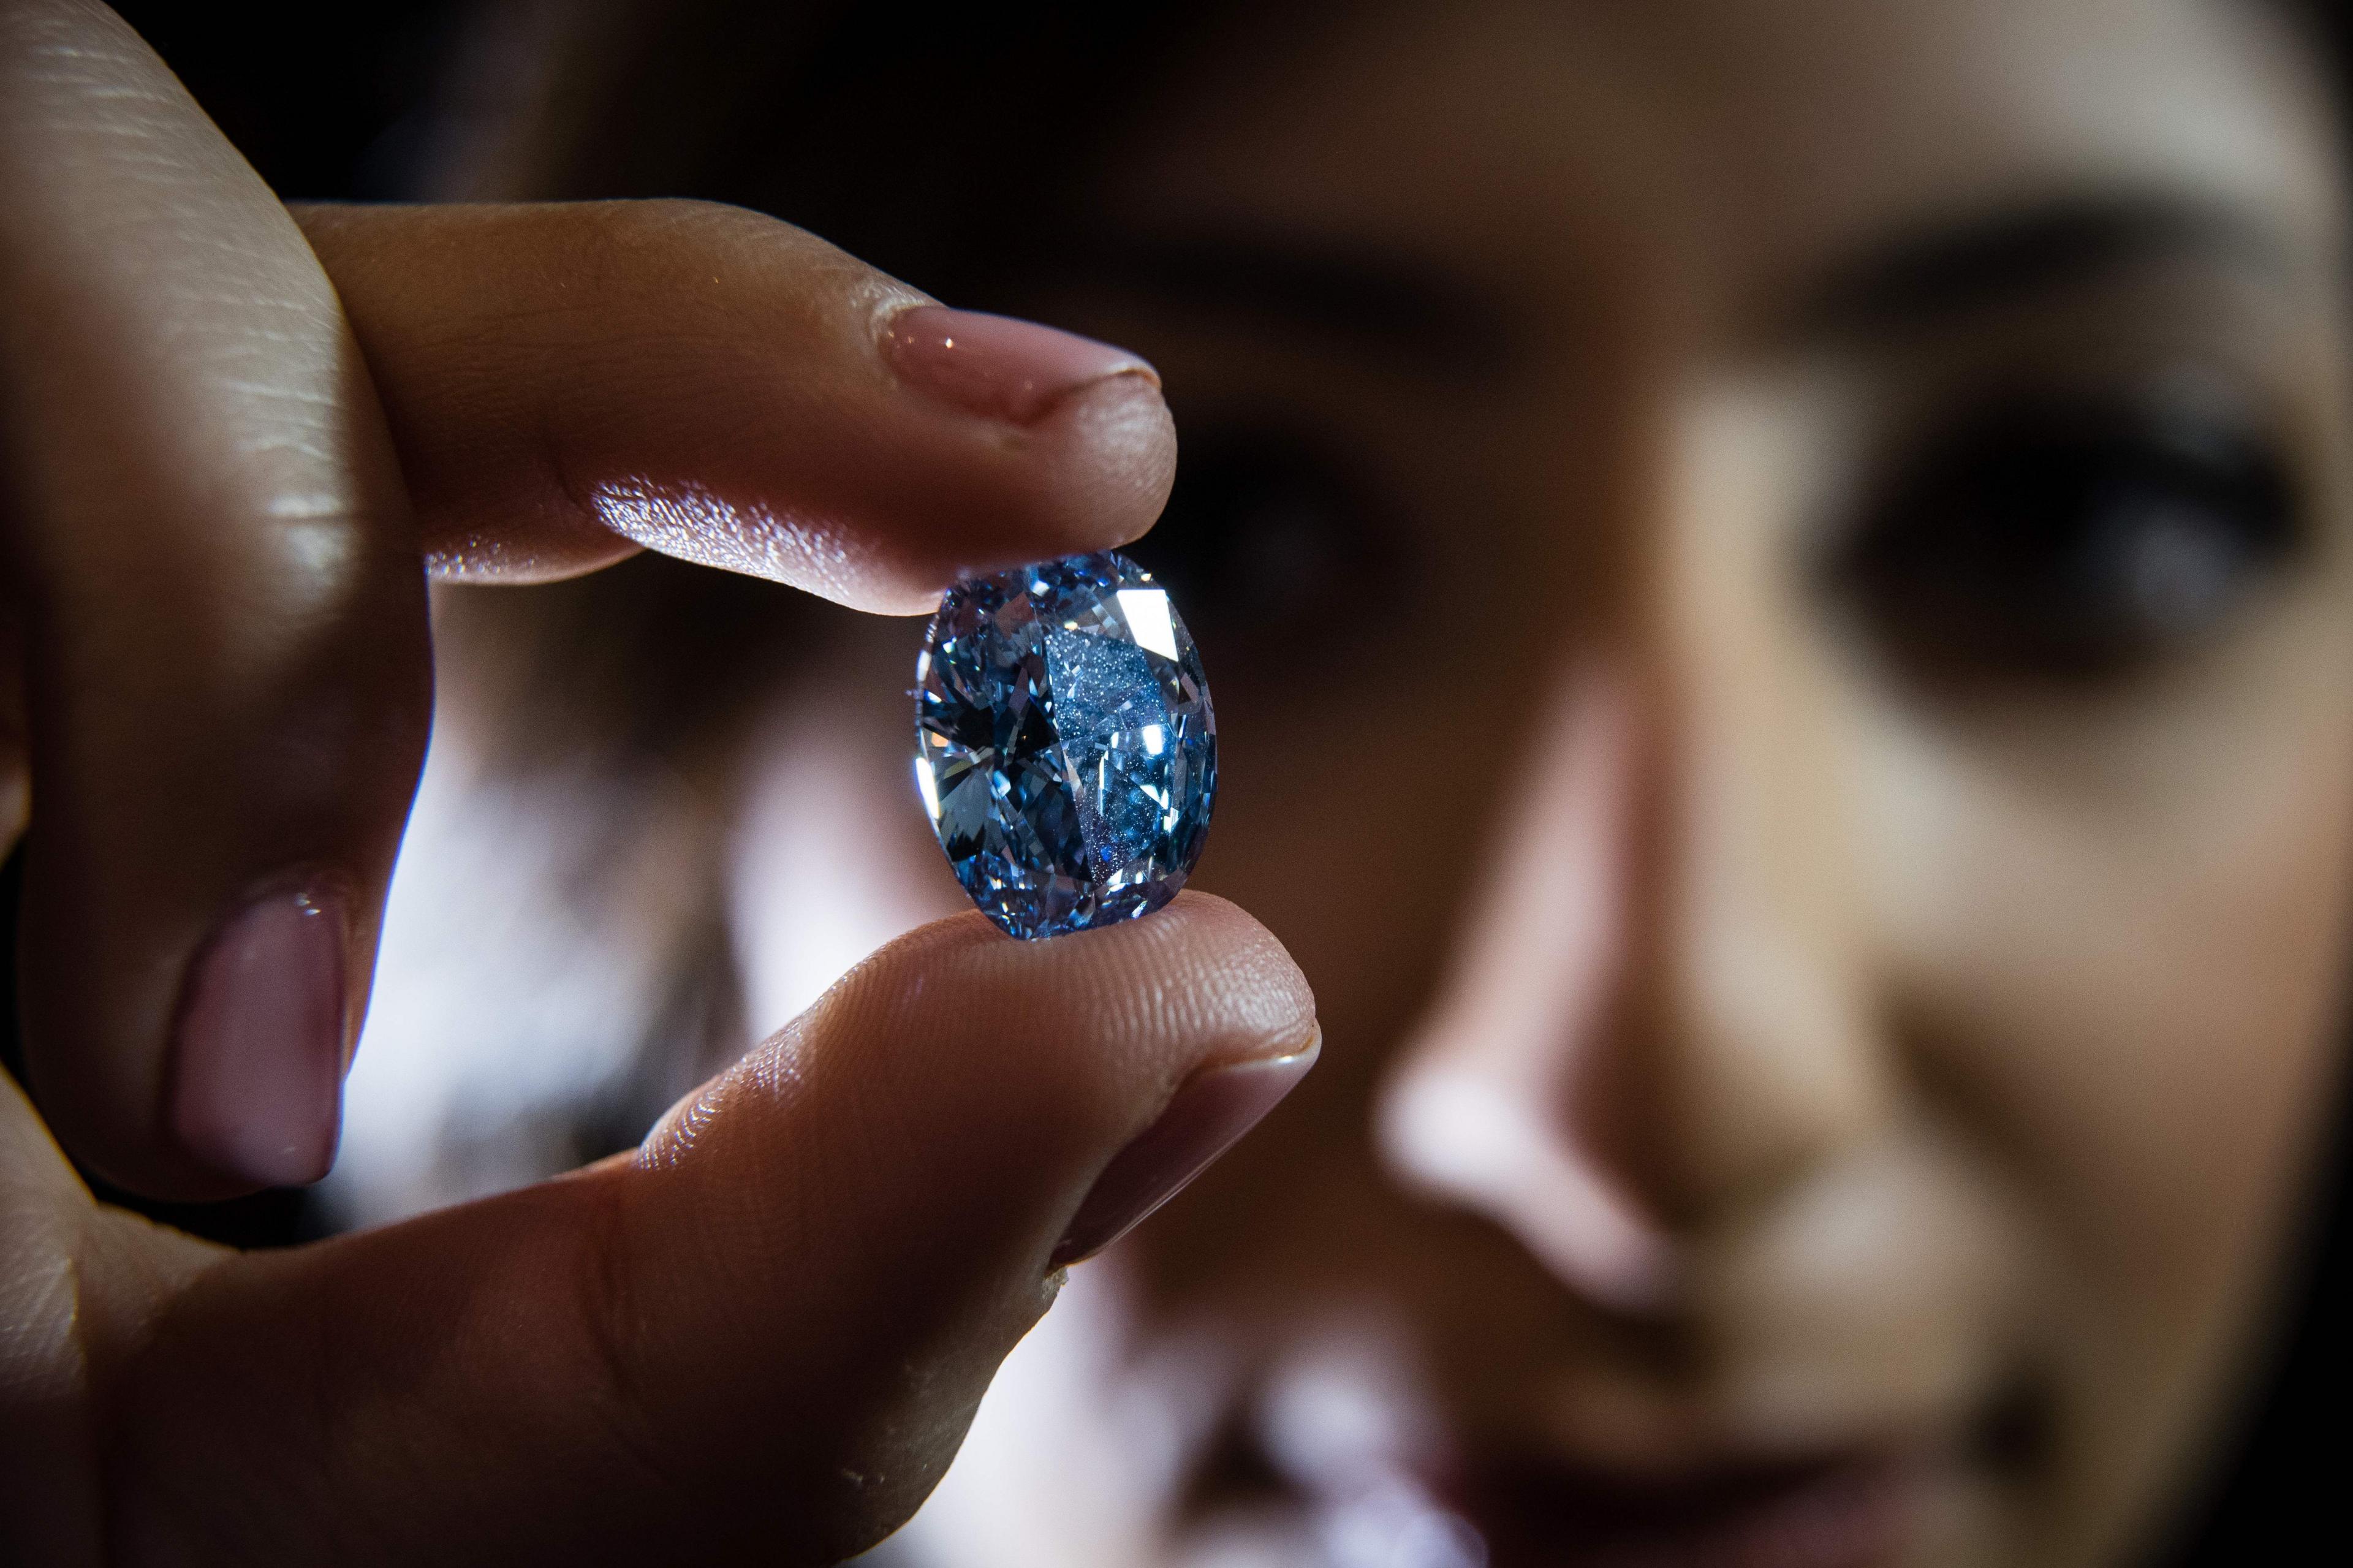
881, 305, 1159, 425
167, 881, 350, 1188
1051, 1035, 1319, 1267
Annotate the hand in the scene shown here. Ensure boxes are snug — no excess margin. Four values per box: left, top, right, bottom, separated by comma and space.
0, 4, 1319, 1561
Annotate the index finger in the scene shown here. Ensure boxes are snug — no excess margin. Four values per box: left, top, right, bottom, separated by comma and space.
296, 200, 1176, 612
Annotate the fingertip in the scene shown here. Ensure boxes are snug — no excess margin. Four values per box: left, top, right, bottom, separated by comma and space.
1082, 890, 1320, 1040
877, 305, 1159, 426
789, 366, 1180, 615
1018, 368, 1180, 556
819, 891, 1314, 1066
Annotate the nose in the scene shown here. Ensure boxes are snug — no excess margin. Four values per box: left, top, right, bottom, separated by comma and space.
1377, 612, 1889, 1312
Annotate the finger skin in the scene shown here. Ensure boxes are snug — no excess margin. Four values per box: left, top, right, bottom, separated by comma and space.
296, 201, 1180, 612
102, 895, 1317, 1566
0, 1, 430, 1197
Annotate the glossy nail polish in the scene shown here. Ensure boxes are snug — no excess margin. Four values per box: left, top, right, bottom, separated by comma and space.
167, 881, 350, 1187
1051, 1037, 1319, 1267
881, 305, 1158, 425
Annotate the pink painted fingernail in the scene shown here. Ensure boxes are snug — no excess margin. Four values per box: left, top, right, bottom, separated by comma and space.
167, 881, 350, 1188
881, 305, 1159, 425
1051, 1036, 1320, 1268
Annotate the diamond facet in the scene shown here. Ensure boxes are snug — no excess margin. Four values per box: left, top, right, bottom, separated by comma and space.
915, 551, 1217, 939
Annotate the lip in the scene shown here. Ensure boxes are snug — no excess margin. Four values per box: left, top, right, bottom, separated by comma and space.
1156, 1320, 2010, 1568
1448, 1446, 1922, 1568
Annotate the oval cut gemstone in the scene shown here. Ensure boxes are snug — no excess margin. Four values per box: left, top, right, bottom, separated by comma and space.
915, 551, 1217, 939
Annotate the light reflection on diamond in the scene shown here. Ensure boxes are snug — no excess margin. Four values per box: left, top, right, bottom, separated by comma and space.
914, 551, 1217, 939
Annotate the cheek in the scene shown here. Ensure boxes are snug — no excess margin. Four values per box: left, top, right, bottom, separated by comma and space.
1861, 626, 2353, 1484
1190, 690, 1478, 1064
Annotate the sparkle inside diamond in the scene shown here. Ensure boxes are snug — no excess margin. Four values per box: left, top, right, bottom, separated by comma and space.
915, 551, 1218, 939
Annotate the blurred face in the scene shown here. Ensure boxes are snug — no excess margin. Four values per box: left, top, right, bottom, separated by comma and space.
360, 1, 2353, 1565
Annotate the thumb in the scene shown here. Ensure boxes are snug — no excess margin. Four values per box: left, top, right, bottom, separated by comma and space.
102, 893, 1317, 1566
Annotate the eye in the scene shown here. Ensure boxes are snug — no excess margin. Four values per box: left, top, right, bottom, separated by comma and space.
1125, 425, 1406, 664
1832, 389, 2300, 683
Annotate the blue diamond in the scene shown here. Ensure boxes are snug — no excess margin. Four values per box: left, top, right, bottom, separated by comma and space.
915, 550, 1217, 939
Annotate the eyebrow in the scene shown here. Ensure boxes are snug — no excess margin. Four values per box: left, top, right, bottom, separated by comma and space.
1056, 234, 1518, 377
1799, 193, 2290, 337
1057, 197, 2284, 369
